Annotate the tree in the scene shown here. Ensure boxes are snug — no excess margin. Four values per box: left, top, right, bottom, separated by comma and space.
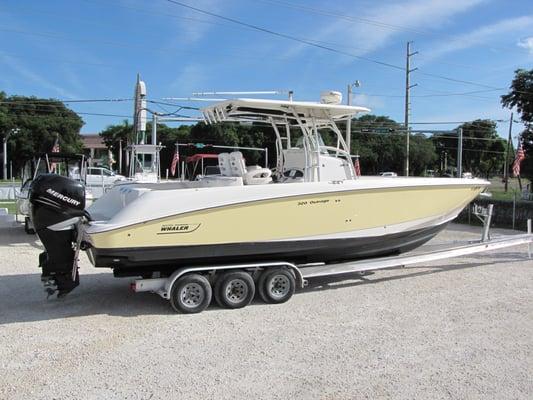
349, 114, 437, 175
432, 120, 506, 178
98, 114, 440, 178
0, 93, 84, 178
410, 133, 437, 176
501, 68, 533, 186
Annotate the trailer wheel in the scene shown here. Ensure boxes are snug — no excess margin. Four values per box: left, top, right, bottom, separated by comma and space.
170, 274, 212, 314
214, 271, 255, 309
24, 217, 35, 234
258, 268, 295, 304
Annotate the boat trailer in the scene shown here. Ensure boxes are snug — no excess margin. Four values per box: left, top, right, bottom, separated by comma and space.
132, 204, 533, 314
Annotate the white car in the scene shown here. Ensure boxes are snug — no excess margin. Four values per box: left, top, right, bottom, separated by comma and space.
379, 172, 398, 177
86, 167, 125, 186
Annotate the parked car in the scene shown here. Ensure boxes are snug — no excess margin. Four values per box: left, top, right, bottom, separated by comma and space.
379, 172, 398, 177
86, 167, 125, 186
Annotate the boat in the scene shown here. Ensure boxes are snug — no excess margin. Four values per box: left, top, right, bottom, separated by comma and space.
29, 94, 489, 296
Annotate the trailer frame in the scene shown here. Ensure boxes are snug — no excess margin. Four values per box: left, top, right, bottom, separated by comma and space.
131, 205, 532, 313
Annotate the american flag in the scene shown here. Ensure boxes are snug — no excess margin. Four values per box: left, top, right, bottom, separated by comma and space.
354, 156, 361, 177
50, 135, 60, 172
170, 145, 179, 176
512, 141, 526, 177
51, 135, 60, 153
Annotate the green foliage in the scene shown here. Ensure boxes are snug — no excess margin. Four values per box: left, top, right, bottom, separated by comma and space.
348, 114, 437, 175
99, 114, 443, 177
0, 92, 84, 178
410, 133, 438, 176
432, 120, 505, 178
501, 69, 533, 123
501, 68, 533, 186
520, 128, 533, 185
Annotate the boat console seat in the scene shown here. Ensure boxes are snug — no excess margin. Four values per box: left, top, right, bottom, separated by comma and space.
218, 153, 232, 176
243, 165, 273, 185
228, 151, 272, 185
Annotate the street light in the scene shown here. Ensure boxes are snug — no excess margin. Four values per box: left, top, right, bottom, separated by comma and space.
346, 81, 361, 153
3, 128, 19, 180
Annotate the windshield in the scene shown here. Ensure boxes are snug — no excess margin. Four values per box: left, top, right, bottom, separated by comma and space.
294, 133, 329, 153
134, 153, 157, 174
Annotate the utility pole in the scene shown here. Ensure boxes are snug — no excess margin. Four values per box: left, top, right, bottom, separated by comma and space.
119, 139, 123, 174
2, 136, 7, 180
2, 128, 19, 180
346, 81, 360, 153
457, 127, 463, 178
404, 41, 418, 176
504, 113, 513, 192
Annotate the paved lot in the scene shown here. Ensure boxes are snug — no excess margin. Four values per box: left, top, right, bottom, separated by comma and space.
0, 220, 532, 400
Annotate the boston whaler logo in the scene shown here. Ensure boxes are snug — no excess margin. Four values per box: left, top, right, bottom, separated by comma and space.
46, 188, 81, 206
158, 223, 201, 235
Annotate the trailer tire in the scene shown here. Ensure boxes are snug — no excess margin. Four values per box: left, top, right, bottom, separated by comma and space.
214, 271, 255, 309
258, 268, 295, 304
170, 273, 212, 314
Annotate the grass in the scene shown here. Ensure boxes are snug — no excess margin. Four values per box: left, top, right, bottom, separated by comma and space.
0, 180, 21, 184
0, 201, 17, 214
484, 177, 531, 202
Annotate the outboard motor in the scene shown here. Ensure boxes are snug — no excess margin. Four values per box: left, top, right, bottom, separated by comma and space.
29, 174, 87, 297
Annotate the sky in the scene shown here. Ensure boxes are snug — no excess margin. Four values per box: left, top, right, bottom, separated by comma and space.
1, 0, 532, 141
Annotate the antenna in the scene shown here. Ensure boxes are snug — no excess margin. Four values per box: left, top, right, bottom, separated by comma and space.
133, 74, 147, 143
191, 90, 289, 96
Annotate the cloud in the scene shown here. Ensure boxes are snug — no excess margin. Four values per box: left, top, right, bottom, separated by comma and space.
352, 93, 385, 111
282, 0, 488, 59
0, 53, 78, 99
420, 16, 533, 63
160, 0, 225, 46
169, 64, 207, 94
517, 36, 533, 54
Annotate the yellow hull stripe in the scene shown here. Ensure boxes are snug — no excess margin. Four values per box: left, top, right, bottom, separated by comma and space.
90, 185, 482, 249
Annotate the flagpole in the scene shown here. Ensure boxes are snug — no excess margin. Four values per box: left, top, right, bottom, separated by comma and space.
176, 142, 179, 180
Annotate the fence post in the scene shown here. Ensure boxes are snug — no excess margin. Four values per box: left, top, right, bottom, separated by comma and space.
527, 218, 533, 258
512, 192, 516, 230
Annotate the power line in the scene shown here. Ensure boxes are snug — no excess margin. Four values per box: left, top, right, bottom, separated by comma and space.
431, 135, 506, 142
436, 146, 506, 155
0, 98, 132, 104
4, 3, 530, 95
3, 111, 133, 119
163, 0, 531, 93
2, 16, 531, 95
163, 0, 405, 71
254, 0, 531, 55
0, 27, 334, 66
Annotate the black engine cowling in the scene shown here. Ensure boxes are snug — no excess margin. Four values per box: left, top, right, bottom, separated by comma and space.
29, 174, 87, 296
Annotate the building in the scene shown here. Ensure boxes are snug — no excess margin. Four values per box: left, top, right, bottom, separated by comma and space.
81, 134, 108, 167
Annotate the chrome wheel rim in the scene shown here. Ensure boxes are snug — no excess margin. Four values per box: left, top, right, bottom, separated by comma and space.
180, 283, 205, 308
268, 275, 290, 299
224, 279, 248, 304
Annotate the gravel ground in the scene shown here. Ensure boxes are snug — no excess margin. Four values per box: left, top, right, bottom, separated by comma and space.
0, 219, 532, 400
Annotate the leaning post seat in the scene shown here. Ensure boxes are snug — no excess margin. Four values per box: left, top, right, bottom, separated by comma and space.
229, 151, 272, 185
218, 153, 232, 176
